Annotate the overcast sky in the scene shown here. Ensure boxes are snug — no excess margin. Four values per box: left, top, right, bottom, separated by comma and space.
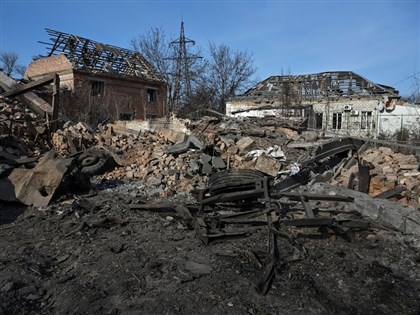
0, 0, 419, 96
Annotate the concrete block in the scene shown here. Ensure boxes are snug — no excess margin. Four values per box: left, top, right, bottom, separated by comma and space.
399, 164, 419, 170
254, 155, 281, 177
311, 182, 420, 236
158, 127, 187, 144
226, 146, 239, 155
363, 151, 380, 163
212, 157, 226, 169
236, 137, 255, 153
379, 147, 393, 156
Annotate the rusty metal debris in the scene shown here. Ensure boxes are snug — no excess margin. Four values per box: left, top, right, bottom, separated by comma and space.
0, 150, 89, 207
193, 169, 369, 294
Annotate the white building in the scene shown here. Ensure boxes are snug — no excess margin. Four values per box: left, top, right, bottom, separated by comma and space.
226, 71, 419, 138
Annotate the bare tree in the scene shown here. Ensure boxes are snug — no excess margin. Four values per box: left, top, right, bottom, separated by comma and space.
14, 65, 27, 77
207, 42, 256, 112
130, 27, 205, 113
131, 27, 175, 105
0, 51, 26, 77
408, 72, 420, 104
131, 28, 256, 115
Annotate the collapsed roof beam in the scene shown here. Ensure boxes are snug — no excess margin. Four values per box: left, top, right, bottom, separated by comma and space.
38, 28, 161, 81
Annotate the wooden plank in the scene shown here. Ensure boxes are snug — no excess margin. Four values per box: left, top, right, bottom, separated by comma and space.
0, 72, 53, 115
373, 186, 406, 199
51, 74, 60, 131
269, 191, 354, 202
300, 196, 315, 219
1, 74, 56, 98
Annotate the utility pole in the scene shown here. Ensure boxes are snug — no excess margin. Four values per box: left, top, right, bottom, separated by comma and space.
169, 21, 201, 112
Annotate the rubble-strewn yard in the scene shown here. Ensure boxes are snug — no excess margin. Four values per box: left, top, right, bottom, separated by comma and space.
1, 95, 420, 314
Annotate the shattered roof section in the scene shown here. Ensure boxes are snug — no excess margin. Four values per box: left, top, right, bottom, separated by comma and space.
38, 28, 162, 82
243, 71, 399, 99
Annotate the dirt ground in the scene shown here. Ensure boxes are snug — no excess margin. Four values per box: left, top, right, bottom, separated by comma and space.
1, 178, 420, 315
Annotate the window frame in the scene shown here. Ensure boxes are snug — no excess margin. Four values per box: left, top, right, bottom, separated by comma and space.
332, 112, 342, 130
361, 111, 372, 130
90, 80, 105, 97
146, 89, 157, 103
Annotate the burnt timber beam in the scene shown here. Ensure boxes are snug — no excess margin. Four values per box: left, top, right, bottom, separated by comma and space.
0, 71, 53, 116
301, 137, 365, 166
373, 186, 406, 199
300, 196, 315, 218
1, 74, 60, 127
201, 188, 265, 205
1, 74, 56, 98
268, 192, 354, 202
51, 74, 60, 131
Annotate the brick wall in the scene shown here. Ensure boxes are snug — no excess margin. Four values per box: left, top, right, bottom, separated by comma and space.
23, 55, 167, 123
72, 71, 167, 123
24, 54, 73, 80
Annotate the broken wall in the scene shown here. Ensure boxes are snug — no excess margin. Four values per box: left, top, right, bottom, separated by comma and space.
24, 55, 167, 124
312, 98, 380, 137
377, 104, 420, 138
227, 97, 419, 139
71, 71, 167, 123
25, 54, 75, 91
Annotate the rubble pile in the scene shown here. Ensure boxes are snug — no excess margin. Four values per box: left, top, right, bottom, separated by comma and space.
51, 121, 98, 155
97, 131, 207, 198
333, 146, 420, 208
2, 86, 420, 314
0, 94, 310, 201
95, 117, 303, 198
0, 97, 51, 157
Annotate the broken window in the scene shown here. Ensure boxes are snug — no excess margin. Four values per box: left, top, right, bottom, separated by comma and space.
361, 111, 372, 129
90, 80, 104, 97
316, 113, 323, 129
119, 112, 133, 121
147, 89, 156, 103
332, 113, 342, 130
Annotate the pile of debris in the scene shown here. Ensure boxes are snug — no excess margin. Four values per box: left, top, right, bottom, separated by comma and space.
333, 146, 420, 208
94, 117, 303, 198
51, 122, 98, 155
1, 97, 420, 314
0, 97, 51, 158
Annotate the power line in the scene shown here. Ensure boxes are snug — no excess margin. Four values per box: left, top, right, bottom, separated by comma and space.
392, 71, 420, 86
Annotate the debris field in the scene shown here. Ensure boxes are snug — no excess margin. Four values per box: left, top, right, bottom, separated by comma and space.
1, 94, 420, 315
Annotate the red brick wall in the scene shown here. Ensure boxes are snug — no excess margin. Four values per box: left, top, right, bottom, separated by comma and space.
73, 71, 167, 122
24, 55, 167, 123
24, 54, 73, 80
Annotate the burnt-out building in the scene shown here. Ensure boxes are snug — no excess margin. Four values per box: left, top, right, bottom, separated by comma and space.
25, 29, 167, 124
226, 71, 419, 138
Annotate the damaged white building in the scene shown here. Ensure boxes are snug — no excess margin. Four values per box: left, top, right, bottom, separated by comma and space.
226, 71, 420, 138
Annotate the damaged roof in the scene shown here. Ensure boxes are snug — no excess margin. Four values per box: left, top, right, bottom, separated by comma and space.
38, 28, 162, 82
241, 71, 399, 100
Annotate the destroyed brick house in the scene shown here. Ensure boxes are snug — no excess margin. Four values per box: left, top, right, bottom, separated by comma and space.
226, 71, 420, 138
24, 29, 167, 124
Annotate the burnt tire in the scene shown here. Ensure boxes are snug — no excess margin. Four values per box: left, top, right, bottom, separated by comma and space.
208, 169, 264, 187
208, 169, 264, 194
78, 149, 110, 176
